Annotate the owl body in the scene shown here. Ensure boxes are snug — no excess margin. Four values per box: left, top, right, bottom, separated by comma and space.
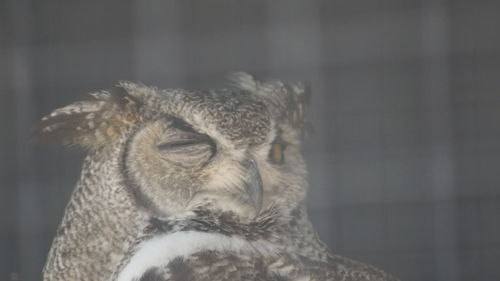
39, 74, 399, 281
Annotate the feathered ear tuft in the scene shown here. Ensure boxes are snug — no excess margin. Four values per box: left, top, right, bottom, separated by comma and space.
37, 86, 142, 150
228, 72, 259, 92
229, 72, 312, 135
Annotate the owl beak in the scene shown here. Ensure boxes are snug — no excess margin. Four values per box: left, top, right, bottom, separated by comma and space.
241, 157, 263, 212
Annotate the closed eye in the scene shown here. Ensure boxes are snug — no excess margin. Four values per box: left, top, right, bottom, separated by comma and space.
157, 138, 211, 150
156, 118, 216, 167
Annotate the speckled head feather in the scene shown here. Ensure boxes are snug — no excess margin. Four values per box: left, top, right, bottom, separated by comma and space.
229, 72, 311, 134
38, 73, 310, 150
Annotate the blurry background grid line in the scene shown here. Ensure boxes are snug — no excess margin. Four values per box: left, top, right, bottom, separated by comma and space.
1, 0, 500, 280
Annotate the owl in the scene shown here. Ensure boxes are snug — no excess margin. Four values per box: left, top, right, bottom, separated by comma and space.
39, 73, 399, 281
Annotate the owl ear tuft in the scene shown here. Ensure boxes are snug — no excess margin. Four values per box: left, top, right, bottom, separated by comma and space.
228, 72, 259, 92
37, 86, 142, 150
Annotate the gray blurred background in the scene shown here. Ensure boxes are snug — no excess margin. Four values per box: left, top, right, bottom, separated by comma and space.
1, 0, 500, 280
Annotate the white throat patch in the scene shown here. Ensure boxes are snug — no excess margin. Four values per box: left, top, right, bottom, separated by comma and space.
116, 231, 279, 281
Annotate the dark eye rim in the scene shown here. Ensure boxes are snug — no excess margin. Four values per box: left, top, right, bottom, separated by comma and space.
157, 136, 211, 150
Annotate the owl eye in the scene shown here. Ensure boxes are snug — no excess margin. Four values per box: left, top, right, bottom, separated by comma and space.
269, 141, 287, 165
157, 126, 216, 167
157, 138, 211, 151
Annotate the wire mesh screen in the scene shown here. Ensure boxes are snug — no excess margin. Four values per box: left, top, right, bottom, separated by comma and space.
1, 0, 500, 280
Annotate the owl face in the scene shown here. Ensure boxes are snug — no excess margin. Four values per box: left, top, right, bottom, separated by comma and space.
39, 73, 310, 218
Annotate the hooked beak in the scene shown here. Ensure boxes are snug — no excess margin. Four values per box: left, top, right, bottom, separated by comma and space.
241, 157, 263, 212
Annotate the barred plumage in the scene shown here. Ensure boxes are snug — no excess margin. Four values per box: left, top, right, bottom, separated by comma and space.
39, 73, 399, 281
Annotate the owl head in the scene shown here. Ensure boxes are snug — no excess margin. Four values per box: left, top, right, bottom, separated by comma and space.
38, 73, 311, 219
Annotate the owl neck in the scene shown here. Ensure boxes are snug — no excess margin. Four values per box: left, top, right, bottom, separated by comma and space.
152, 202, 326, 255
43, 143, 148, 281
131, 203, 330, 265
